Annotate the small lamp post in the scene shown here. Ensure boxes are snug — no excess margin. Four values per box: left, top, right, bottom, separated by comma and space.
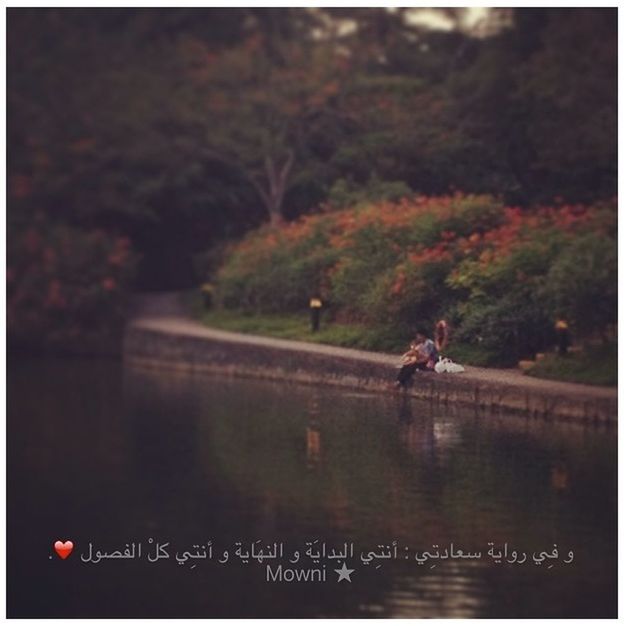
200, 283, 214, 309
555, 318, 570, 356
309, 296, 323, 332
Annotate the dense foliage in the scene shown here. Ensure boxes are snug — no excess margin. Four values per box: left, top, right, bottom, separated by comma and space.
7, 216, 137, 352
8, 8, 617, 289
215, 194, 616, 365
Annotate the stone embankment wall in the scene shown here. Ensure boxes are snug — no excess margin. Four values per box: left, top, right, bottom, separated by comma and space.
124, 319, 617, 425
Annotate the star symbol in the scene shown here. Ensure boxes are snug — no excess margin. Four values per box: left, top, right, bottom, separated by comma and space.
334, 561, 354, 582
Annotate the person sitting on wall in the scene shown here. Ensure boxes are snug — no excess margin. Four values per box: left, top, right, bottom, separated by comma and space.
394, 331, 438, 390
395, 345, 420, 389
415, 331, 439, 370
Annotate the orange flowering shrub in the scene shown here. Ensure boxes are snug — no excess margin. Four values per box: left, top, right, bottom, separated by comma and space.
215, 193, 616, 361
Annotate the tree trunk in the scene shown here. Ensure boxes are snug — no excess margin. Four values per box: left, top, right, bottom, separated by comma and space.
201, 146, 293, 227
260, 151, 294, 228
268, 204, 285, 227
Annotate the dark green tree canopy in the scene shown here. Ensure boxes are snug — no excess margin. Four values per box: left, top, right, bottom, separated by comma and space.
8, 8, 617, 288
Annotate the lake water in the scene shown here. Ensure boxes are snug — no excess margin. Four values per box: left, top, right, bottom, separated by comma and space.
7, 356, 617, 618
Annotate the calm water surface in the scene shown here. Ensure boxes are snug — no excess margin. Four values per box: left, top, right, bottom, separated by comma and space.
7, 356, 617, 617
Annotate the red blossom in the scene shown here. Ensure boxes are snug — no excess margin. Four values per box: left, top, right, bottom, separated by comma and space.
390, 270, 406, 296
45, 280, 67, 309
116, 237, 131, 250
11, 174, 31, 199
102, 277, 116, 291
43, 247, 56, 267
23, 229, 41, 254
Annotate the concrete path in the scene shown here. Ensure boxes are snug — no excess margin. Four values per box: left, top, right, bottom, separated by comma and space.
127, 292, 617, 404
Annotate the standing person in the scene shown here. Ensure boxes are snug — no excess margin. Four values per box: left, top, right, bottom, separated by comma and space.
434, 320, 449, 353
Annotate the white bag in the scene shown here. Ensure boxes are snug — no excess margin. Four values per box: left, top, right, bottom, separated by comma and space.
446, 361, 465, 373
435, 356, 465, 374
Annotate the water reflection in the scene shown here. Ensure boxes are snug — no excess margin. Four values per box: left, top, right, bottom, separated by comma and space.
550, 461, 570, 491
306, 395, 322, 470
7, 357, 617, 618
366, 563, 489, 618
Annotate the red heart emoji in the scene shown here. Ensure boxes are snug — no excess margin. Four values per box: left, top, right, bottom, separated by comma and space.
54, 540, 74, 560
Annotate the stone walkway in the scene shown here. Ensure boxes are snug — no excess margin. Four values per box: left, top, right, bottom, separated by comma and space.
127, 292, 617, 406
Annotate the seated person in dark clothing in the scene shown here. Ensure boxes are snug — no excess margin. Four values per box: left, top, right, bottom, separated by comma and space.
395, 346, 420, 389
394, 332, 439, 389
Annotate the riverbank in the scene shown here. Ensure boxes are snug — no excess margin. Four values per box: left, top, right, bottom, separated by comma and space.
192, 308, 617, 387
123, 294, 616, 424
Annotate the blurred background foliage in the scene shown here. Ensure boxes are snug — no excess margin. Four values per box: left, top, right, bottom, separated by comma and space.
7, 8, 617, 360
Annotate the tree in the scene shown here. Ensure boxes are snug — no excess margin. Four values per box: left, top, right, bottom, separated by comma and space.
8, 7, 617, 250
172, 33, 352, 226
511, 8, 617, 203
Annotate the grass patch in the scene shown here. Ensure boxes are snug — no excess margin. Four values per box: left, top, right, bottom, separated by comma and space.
185, 290, 406, 352
197, 308, 403, 351
444, 343, 502, 368
526, 343, 617, 387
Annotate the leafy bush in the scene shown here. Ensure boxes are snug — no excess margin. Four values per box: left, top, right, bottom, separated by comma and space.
542, 232, 617, 338
527, 342, 617, 387
214, 194, 616, 365
8, 217, 137, 352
